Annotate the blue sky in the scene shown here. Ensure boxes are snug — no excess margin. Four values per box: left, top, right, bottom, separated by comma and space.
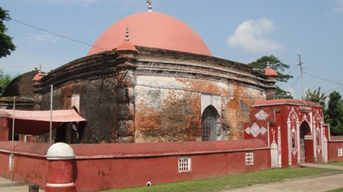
0, 0, 343, 99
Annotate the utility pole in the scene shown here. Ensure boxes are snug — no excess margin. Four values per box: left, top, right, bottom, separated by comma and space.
50, 84, 53, 145
298, 55, 304, 100
10, 96, 15, 181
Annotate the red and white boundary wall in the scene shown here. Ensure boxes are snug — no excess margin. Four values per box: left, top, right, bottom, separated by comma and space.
0, 140, 269, 192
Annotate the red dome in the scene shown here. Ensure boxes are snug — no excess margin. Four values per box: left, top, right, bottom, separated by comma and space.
88, 12, 211, 56
265, 68, 278, 76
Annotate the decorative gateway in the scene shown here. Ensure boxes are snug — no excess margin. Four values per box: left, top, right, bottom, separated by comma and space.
244, 99, 328, 167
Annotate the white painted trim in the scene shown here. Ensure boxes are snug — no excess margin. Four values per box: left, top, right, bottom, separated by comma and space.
267, 124, 270, 148
46, 182, 75, 187
200, 94, 221, 117
309, 111, 313, 133
323, 134, 328, 163
321, 124, 324, 156
297, 120, 300, 164
287, 121, 292, 166
47, 156, 75, 160
278, 126, 282, 168
74, 147, 270, 159
326, 123, 332, 141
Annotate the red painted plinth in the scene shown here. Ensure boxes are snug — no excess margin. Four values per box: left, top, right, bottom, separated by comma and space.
46, 160, 75, 192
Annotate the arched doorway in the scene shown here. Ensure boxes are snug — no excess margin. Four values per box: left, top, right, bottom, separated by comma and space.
201, 105, 221, 141
300, 121, 311, 163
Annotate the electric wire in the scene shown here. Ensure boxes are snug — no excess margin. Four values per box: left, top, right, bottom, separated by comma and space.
303, 71, 343, 94
323, 86, 343, 94
11, 18, 107, 52
304, 71, 343, 86
288, 73, 302, 92
287, 65, 298, 76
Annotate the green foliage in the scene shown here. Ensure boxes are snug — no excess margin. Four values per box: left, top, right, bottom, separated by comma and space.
327, 91, 343, 135
0, 6, 16, 58
0, 69, 15, 96
275, 86, 293, 99
249, 55, 293, 83
102, 168, 338, 192
327, 188, 343, 192
249, 55, 293, 99
304, 87, 327, 110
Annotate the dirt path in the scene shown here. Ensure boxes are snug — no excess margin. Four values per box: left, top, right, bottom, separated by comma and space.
0, 177, 44, 192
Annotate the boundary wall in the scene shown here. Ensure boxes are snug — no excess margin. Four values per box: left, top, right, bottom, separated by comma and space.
0, 139, 269, 192
328, 136, 343, 162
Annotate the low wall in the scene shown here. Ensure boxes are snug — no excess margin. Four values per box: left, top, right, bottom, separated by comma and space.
0, 139, 270, 192
72, 139, 269, 191
0, 142, 49, 187
328, 141, 343, 162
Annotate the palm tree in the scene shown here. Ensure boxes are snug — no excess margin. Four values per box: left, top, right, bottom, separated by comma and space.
303, 87, 327, 110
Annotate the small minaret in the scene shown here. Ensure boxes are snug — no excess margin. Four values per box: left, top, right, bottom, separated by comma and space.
264, 61, 277, 100
116, 27, 138, 53
146, 0, 152, 12
125, 26, 129, 41
116, 27, 138, 143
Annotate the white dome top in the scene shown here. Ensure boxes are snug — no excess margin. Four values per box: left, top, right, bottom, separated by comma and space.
46, 142, 75, 160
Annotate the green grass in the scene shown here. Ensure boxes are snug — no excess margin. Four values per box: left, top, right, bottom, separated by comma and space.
102, 167, 341, 192
329, 161, 343, 166
327, 188, 343, 192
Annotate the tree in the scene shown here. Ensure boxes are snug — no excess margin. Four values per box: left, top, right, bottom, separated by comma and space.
0, 69, 15, 96
326, 91, 343, 135
303, 87, 327, 110
249, 55, 293, 98
0, 6, 16, 58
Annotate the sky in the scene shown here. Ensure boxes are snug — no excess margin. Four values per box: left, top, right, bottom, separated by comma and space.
0, 0, 343, 99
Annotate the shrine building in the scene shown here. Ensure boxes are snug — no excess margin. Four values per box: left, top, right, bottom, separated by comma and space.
9, 5, 276, 144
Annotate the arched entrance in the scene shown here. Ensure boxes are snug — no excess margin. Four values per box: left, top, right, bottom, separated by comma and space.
300, 121, 311, 163
201, 105, 221, 141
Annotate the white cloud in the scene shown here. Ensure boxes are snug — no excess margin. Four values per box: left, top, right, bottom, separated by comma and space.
28, 33, 61, 44
332, 0, 343, 12
227, 18, 282, 54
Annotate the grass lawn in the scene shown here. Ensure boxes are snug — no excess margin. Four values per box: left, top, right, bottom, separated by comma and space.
327, 188, 343, 192
329, 161, 343, 166
102, 167, 341, 192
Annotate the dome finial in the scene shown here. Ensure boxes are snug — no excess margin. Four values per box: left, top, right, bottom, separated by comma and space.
146, 0, 152, 12
125, 26, 129, 41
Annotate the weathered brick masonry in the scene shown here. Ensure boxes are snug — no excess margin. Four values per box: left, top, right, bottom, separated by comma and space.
33, 46, 276, 143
